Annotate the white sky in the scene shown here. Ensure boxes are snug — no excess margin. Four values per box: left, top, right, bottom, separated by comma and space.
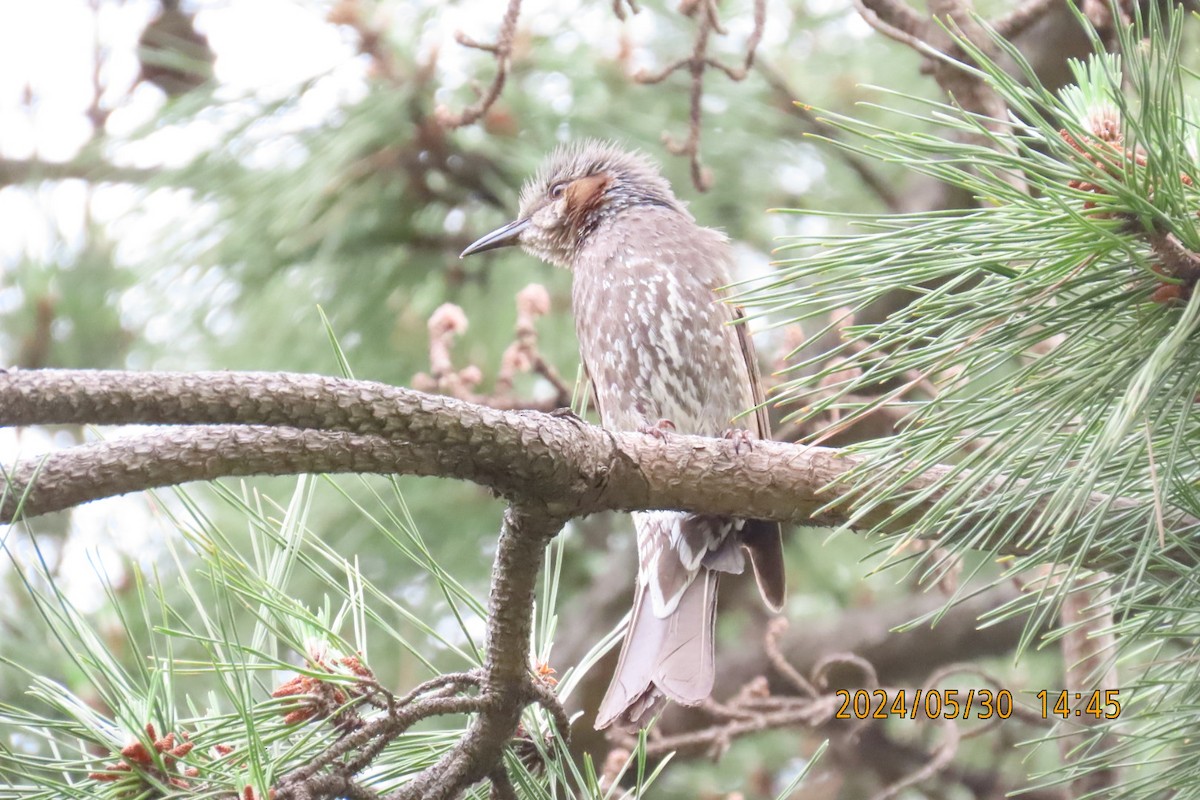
0, 1, 356, 158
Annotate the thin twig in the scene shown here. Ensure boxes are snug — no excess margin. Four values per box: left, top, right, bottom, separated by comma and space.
921, 663, 1048, 726
811, 652, 879, 691
634, 0, 767, 191
525, 678, 571, 741
705, 0, 765, 81
436, 0, 522, 128
392, 670, 484, 708
414, 297, 570, 412
494, 284, 572, 407
764, 618, 818, 698
851, 0, 929, 50
666, 0, 716, 191
273, 695, 485, 797
638, 701, 834, 758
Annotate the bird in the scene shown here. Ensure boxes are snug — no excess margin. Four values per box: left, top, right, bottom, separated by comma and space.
460, 140, 785, 731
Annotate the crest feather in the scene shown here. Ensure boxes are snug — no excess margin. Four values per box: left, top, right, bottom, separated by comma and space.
518, 139, 682, 214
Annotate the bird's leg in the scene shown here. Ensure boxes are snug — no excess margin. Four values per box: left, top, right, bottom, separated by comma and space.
639, 418, 677, 440
722, 427, 755, 455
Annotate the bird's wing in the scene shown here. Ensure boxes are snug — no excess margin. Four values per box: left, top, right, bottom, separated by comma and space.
731, 305, 787, 612
732, 305, 771, 440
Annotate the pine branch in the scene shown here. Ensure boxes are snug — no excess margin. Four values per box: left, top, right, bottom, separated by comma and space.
2, 369, 1194, 578
0, 157, 161, 186
385, 504, 564, 800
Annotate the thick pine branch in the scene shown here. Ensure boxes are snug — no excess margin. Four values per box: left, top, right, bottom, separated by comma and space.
2, 369, 1195, 578
388, 504, 564, 800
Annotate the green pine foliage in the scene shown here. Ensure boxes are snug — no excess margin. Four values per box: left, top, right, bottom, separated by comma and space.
741, 7, 1200, 796
0, 475, 659, 799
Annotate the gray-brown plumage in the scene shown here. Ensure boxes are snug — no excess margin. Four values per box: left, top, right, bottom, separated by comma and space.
461, 140, 785, 731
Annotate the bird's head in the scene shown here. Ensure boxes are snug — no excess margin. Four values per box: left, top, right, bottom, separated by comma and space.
460, 140, 686, 268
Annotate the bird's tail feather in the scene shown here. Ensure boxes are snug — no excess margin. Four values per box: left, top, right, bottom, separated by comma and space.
594, 569, 718, 731
742, 519, 786, 612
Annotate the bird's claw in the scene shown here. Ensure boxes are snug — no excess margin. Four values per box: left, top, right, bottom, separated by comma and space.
723, 428, 755, 455
549, 407, 588, 429
639, 419, 677, 440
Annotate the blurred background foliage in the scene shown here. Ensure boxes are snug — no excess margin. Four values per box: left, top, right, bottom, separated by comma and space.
3, 0, 1184, 797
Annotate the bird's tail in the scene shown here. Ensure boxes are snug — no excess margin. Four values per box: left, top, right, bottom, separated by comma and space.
594, 567, 719, 731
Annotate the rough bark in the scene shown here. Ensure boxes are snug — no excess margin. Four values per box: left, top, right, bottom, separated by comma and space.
2, 369, 1195, 576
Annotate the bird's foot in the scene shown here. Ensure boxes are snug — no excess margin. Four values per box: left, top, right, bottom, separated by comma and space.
639, 419, 677, 440
723, 427, 755, 455
549, 407, 588, 429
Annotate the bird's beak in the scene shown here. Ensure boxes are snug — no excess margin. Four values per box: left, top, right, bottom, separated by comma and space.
460, 218, 530, 258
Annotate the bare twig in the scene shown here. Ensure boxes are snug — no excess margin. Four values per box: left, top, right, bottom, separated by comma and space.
812, 652, 879, 691
0, 157, 160, 187
639, 701, 833, 759
413, 297, 570, 413
852, 0, 929, 50
764, 618, 818, 698
86, 0, 110, 133
921, 663, 1048, 726
634, 0, 766, 191
436, 0, 522, 128
525, 677, 571, 741
273, 695, 486, 798
494, 284, 573, 407
705, 583, 1046, 708
992, 0, 1060, 39
705, 0, 765, 81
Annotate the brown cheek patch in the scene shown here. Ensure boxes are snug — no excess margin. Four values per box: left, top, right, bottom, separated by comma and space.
565, 173, 610, 230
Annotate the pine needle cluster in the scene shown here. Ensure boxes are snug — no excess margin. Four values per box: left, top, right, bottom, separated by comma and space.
742, 8, 1200, 796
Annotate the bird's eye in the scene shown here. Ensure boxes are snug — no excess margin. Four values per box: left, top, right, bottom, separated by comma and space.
549, 182, 567, 199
